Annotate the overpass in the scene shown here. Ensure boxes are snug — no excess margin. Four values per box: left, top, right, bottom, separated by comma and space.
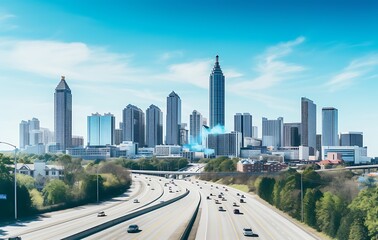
316, 164, 378, 173
130, 169, 278, 177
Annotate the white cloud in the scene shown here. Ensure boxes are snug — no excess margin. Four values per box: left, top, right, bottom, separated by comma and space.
326, 54, 378, 90
158, 50, 184, 61
0, 13, 17, 30
157, 59, 213, 88
229, 36, 306, 92
0, 39, 144, 83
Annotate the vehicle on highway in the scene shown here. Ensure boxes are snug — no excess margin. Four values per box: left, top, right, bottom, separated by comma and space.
207, 196, 211, 200
225, 188, 228, 191
8, 237, 21, 240
233, 209, 240, 214
151, 188, 155, 190
147, 183, 150, 186
97, 211, 106, 217
218, 194, 222, 198
233, 202, 238, 207
127, 224, 140, 233
222, 197, 226, 201
240, 199, 245, 203
242, 228, 258, 237
169, 190, 173, 193
241, 194, 245, 198
237, 193, 240, 196
218, 206, 224, 211
215, 199, 220, 204
133, 199, 139, 203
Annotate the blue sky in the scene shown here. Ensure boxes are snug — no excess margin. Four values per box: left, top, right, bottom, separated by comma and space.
1, 0, 378, 156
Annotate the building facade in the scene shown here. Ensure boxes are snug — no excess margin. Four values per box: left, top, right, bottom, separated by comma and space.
166, 91, 181, 145
340, 132, 363, 147
19, 120, 30, 149
190, 110, 203, 145
234, 113, 252, 147
54, 76, 72, 151
146, 104, 163, 148
322, 107, 338, 147
301, 97, 316, 156
209, 55, 225, 128
262, 117, 283, 150
207, 131, 242, 158
123, 104, 145, 147
283, 123, 301, 147
87, 113, 115, 146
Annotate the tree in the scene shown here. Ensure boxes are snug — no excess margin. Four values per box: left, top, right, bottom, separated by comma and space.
256, 177, 276, 204
42, 179, 69, 205
303, 188, 322, 228
316, 191, 344, 238
17, 174, 36, 190
349, 219, 369, 240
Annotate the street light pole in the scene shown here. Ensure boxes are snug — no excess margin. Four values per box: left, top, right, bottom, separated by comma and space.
96, 167, 99, 204
0, 141, 17, 220
301, 172, 304, 222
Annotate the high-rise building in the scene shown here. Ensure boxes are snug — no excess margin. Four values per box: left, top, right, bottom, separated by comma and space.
146, 104, 163, 148
166, 91, 181, 145
207, 131, 242, 157
29, 118, 40, 132
234, 113, 252, 146
54, 76, 72, 151
72, 136, 84, 147
316, 134, 322, 159
19, 120, 30, 149
123, 104, 145, 147
262, 117, 283, 149
340, 132, 363, 147
180, 123, 189, 145
190, 110, 203, 145
252, 126, 258, 138
283, 123, 301, 147
301, 97, 316, 155
87, 113, 115, 146
28, 118, 41, 146
114, 129, 123, 145
322, 107, 338, 147
209, 55, 225, 128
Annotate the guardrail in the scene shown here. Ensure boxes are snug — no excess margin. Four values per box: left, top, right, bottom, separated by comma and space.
62, 189, 190, 240
179, 192, 202, 240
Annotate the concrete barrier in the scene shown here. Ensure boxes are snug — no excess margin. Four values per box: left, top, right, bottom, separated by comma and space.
179, 192, 202, 240
62, 189, 190, 240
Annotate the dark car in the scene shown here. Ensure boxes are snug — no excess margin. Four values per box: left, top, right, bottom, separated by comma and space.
207, 196, 211, 200
8, 237, 22, 240
127, 224, 139, 233
240, 199, 245, 203
233, 209, 240, 214
97, 211, 106, 217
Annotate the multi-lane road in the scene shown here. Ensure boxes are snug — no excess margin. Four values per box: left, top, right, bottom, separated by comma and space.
1, 165, 321, 240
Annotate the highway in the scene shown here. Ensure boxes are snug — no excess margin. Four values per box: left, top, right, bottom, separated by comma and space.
1, 175, 182, 239
1, 164, 321, 240
85, 178, 199, 240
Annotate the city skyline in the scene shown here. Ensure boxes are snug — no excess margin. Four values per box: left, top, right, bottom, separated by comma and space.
1, 1, 378, 156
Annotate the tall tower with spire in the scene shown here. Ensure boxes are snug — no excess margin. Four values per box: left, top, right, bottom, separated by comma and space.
54, 76, 72, 151
209, 55, 225, 128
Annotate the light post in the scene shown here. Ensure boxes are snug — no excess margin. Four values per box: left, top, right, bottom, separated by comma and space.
96, 167, 99, 204
301, 171, 304, 222
0, 141, 17, 220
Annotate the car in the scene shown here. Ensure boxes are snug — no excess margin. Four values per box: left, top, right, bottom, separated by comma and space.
127, 224, 139, 233
97, 211, 106, 217
147, 183, 150, 186
218, 195, 222, 198
169, 190, 173, 193
242, 228, 258, 237
200, 187, 202, 189
225, 188, 228, 191
222, 197, 226, 201
210, 193, 213, 196
151, 188, 155, 190
133, 199, 139, 203
207, 196, 211, 200
241, 194, 245, 198
8, 237, 22, 240
233, 209, 240, 214
240, 199, 245, 203
236, 193, 240, 196
215, 199, 220, 204
218, 206, 224, 211
233, 202, 238, 207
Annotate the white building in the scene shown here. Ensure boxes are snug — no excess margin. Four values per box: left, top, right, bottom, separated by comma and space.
155, 145, 182, 157
322, 146, 371, 164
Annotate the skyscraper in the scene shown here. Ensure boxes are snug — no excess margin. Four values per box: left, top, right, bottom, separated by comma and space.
19, 120, 30, 149
209, 55, 225, 128
166, 91, 181, 145
322, 107, 338, 146
190, 110, 203, 145
283, 123, 301, 147
123, 104, 145, 147
54, 76, 72, 151
340, 132, 363, 147
301, 97, 316, 155
234, 113, 252, 146
262, 117, 283, 149
252, 126, 258, 138
87, 113, 115, 146
146, 104, 163, 148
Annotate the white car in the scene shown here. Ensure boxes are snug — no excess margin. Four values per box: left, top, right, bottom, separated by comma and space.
243, 228, 258, 237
